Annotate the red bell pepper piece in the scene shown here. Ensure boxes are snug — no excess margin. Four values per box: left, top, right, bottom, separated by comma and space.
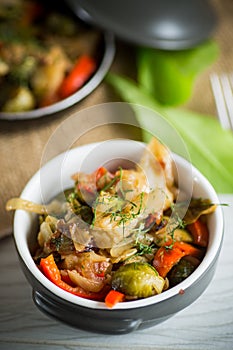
105, 290, 125, 308
153, 241, 202, 278
186, 219, 209, 247
40, 254, 106, 301
95, 167, 107, 180
59, 55, 96, 99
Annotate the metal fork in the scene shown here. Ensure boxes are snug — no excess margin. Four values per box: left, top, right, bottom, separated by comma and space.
210, 73, 233, 130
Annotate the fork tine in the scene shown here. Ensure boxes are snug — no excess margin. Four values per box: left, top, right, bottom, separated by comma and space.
220, 74, 233, 130
227, 73, 233, 129
210, 73, 232, 130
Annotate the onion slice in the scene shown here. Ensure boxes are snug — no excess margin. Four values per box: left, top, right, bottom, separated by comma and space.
6, 198, 48, 214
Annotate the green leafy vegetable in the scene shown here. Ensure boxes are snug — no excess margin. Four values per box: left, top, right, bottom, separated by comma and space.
106, 73, 233, 193
137, 41, 219, 106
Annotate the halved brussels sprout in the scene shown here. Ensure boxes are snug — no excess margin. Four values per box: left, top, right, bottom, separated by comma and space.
168, 256, 200, 287
111, 262, 165, 298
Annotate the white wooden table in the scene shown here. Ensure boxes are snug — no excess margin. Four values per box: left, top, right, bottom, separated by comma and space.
0, 194, 233, 350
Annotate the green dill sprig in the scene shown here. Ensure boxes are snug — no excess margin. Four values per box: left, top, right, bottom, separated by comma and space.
91, 166, 146, 231
91, 185, 145, 236
163, 202, 186, 249
136, 241, 155, 256
112, 191, 145, 235
101, 172, 120, 192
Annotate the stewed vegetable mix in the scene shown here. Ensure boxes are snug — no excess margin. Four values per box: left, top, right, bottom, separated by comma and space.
6, 138, 216, 307
0, 0, 101, 112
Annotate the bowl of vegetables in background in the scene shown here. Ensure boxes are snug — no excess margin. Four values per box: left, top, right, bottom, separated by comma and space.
0, 0, 115, 120
8, 137, 224, 334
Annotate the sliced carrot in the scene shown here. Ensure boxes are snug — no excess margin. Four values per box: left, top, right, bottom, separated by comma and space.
153, 241, 202, 278
186, 219, 209, 247
58, 55, 96, 99
105, 290, 125, 308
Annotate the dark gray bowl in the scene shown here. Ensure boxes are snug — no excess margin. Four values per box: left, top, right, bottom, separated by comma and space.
13, 140, 224, 334
0, 32, 115, 121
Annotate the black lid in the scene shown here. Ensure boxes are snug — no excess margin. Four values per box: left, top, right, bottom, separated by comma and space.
65, 0, 217, 50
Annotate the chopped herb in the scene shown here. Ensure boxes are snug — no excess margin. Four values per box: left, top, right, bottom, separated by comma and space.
136, 241, 155, 256
101, 173, 120, 192
163, 202, 187, 249
50, 233, 74, 253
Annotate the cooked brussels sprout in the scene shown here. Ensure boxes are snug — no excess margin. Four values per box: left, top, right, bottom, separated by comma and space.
168, 256, 200, 287
111, 262, 165, 298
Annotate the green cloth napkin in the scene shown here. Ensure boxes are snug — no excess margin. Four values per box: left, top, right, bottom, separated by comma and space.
137, 40, 219, 106
106, 38, 233, 193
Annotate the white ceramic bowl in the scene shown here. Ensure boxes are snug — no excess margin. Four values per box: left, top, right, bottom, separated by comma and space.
13, 139, 224, 334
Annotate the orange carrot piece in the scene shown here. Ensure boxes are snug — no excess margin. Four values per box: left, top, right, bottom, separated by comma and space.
105, 290, 125, 308
153, 241, 202, 278
59, 55, 96, 99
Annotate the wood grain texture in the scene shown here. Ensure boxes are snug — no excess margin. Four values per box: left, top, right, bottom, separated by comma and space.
0, 194, 232, 350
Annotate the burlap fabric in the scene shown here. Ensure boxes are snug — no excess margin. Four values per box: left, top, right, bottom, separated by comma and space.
0, 0, 232, 238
